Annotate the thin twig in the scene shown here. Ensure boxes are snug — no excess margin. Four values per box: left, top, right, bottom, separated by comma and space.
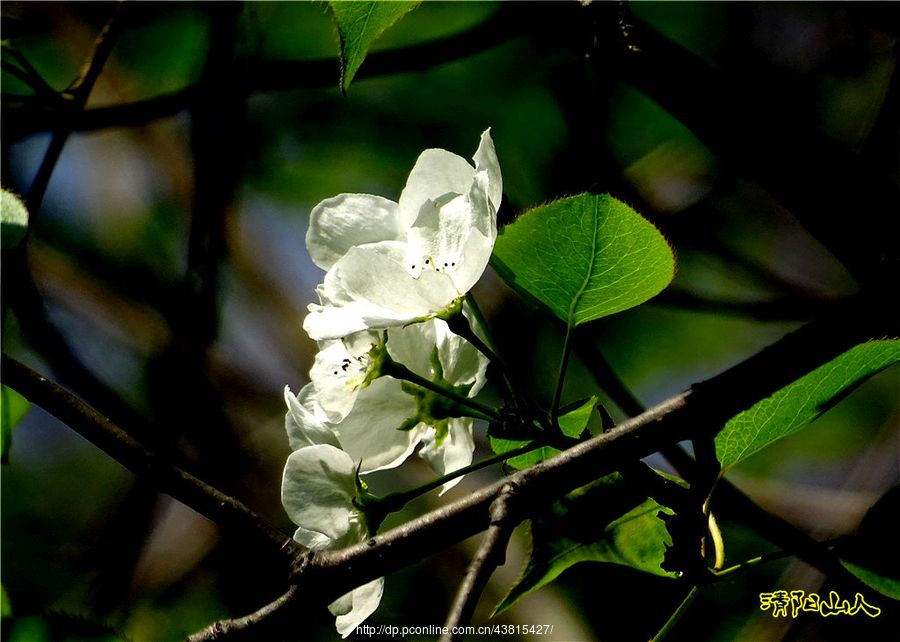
0, 355, 302, 564
650, 585, 700, 642
26, 1, 125, 214
184, 585, 300, 642
441, 483, 518, 642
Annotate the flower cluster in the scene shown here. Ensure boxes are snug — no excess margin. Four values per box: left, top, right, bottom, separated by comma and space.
281, 130, 501, 636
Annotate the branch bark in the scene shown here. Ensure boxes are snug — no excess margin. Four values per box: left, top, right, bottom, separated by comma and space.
291, 298, 892, 610
0, 354, 302, 565
442, 483, 518, 642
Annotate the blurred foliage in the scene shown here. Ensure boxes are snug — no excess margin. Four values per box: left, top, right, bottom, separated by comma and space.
1, 2, 897, 641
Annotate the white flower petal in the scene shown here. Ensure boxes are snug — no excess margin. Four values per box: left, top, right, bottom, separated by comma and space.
398, 149, 475, 226
307, 194, 403, 270
432, 319, 489, 395
473, 128, 503, 214
304, 245, 460, 340
386, 320, 438, 380
292, 525, 335, 550
331, 577, 385, 638
284, 385, 340, 450
334, 376, 424, 473
418, 418, 475, 495
310, 333, 379, 422
281, 445, 356, 540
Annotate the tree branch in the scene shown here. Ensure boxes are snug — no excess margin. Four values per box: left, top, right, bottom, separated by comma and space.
572, 328, 882, 586
0, 354, 302, 565
184, 586, 301, 642
441, 483, 518, 642
2, 5, 523, 139
290, 299, 891, 611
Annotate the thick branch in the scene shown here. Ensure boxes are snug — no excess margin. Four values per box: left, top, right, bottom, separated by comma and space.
442, 484, 518, 642
573, 329, 881, 583
0, 355, 301, 564
294, 299, 893, 608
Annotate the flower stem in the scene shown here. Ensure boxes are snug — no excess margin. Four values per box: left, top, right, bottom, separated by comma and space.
711, 549, 793, 579
550, 322, 575, 428
375, 442, 544, 513
650, 585, 699, 642
381, 357, 502, 423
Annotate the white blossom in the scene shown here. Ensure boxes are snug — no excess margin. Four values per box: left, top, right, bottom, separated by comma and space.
281, 444, 383, 638
303, 129, 502, 341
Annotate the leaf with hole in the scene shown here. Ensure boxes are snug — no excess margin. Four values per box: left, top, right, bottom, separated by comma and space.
491, 193, 675, 327
715, 340, 900, 469
328, 1, 421, 92
496, 473, 678, 614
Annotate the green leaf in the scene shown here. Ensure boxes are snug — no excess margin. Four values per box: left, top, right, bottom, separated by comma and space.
496, 473, 677, 613
839, 486, 900, 600
1, 189, 29, 249
491, 193, 675, 327
716, 340, 900, 469
490, 396, 596, 469
1, 385, 31, 464
328, 1, 421, 92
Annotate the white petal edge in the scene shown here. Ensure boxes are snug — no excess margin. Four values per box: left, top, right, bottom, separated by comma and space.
281, 445, 356, 540
418, 418, 475, 495
307, 194, 403, 271
331, 577, 385, 638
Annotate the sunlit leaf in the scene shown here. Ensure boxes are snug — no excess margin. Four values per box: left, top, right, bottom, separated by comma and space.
1, 385, 31, 464
1, 189, 29, 249
492, 193, 675, 327
716, 340, 900, 469
490, 396, 597, 469
496, 473, 677, 614
839, 486, 900, 600
328, 1, 421, 92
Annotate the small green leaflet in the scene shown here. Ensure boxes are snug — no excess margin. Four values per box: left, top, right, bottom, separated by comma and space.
1, 189, 29, 249
495, 473, 677, 614
1, 385, 31, 464
839, 486, 900, 601
328, 1, 421, 92
491, 193, 675, 327
490, 396, 596, 469
715, 340, 900, 469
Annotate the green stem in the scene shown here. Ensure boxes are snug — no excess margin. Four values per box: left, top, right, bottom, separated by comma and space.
651, 585, 699, 642
374, 442, 544, 514
550, 323, 575, 428
711, 550, 792, 579
381, 358, 502, 423
452, 296, 521, 407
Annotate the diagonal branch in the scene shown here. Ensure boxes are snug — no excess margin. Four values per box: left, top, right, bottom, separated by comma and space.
441, 483, 518, 642
0, 354, 302, 565
293, 298, 891, 609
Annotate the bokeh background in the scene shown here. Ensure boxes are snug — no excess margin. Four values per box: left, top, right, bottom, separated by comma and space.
1, 2, 897, 641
